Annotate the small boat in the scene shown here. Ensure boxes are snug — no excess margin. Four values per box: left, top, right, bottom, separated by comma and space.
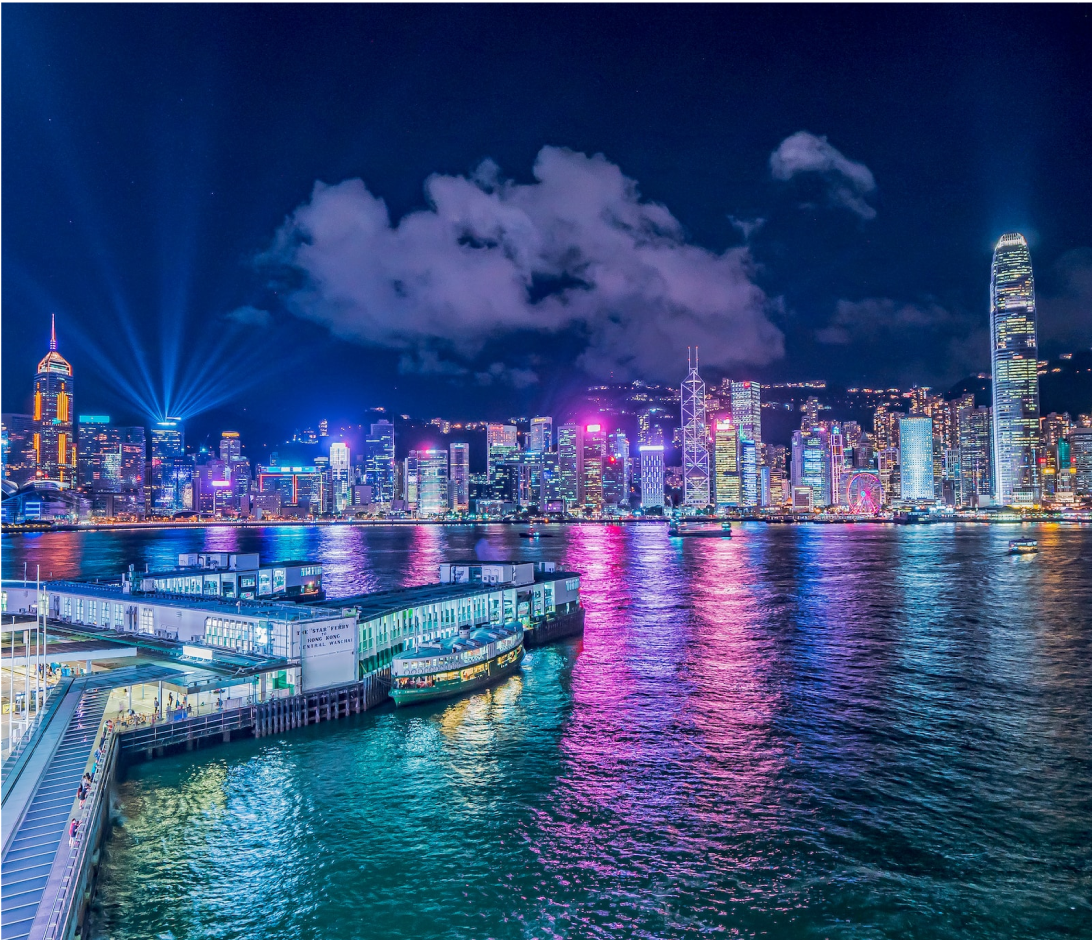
389, 622, 524, 706
518, 528, 540, 539
668, 520, 731, 538
1008, 538, 1038, 555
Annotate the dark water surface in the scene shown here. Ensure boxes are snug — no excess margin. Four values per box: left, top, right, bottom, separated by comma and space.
4, 523, 1091, 939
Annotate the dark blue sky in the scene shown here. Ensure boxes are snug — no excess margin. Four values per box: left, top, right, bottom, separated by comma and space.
4, 4, 1091, 447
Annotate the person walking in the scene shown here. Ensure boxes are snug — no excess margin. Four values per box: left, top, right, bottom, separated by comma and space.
68, 818, 80, 847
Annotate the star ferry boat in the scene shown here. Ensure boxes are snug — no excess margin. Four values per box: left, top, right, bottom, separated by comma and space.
390, 622, 525, 706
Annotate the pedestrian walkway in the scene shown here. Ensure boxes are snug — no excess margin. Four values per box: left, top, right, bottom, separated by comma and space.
0, 687, 110, 940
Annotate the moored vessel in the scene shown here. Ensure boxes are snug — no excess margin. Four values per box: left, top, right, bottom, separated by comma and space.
390, 622, 524, 706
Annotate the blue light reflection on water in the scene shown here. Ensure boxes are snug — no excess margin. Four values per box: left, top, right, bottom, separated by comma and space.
2, 523, 1090, 939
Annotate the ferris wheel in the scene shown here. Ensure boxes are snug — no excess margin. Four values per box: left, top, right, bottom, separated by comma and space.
847, 471, 884, 515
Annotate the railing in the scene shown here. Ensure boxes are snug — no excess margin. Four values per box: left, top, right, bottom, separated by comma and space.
39, 722, 119, 940
0, 678, 71, 802
116, 707, 253, 752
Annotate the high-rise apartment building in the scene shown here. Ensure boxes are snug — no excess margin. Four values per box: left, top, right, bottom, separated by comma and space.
681, 351, 710, 507
899, 416, 935, 502
713, 419, 741, 511
639, 445, 665, 510
528, 417, 553, 454
33, 316, 76, 484
990, 233, 1041, 506
557, 423, 584, 508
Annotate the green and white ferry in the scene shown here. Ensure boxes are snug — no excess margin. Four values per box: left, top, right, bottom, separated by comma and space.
390, 621, 525, 706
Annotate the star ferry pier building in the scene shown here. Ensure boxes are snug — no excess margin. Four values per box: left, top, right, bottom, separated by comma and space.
0, 558, 583, 940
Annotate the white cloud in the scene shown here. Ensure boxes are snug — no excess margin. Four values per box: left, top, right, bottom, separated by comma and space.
770, 131, 877, 219
267, 146, 784, 382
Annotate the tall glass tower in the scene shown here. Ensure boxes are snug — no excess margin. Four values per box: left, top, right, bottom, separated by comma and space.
990, 233, 1040, 506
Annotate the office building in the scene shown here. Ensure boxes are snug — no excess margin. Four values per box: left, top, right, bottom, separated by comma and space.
740, 439, 758, 508
256, 465, 325, 516
990, 233, 1041, 505
557, 423, 584, 508
330, 442, 351, 513
486, 423, 519, 475
582, 424, 605, 514
150, 419, 187, 513
681, 351, 710, 507
639, 445, 665, 510
957, 403, 992, 506
449, 443, 470, 512
729, 381, 762, 447
713, 419, 741, 511
363, 420, 396, 504
528, 417, 553, 454
219, 432, 242, 462
792, 428, 831, 507
33, 316, 76, 484
899, 416, 935, 502
414, 449, 449, 516
1070, 427, 1092, 497
603, 429, 631, 508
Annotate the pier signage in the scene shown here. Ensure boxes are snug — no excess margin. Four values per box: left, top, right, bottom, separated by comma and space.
300, 617, 357, 690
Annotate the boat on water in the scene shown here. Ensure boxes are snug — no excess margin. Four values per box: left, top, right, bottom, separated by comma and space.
1008, 538, 1039, 555
389, 622, 525, 706
668, 520, 731, 538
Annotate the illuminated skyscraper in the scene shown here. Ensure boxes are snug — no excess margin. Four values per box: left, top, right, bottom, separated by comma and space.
219, 432, 242, 462
329, 442, 351, 513
449, 443, 470, 512
729, 381, 762, 446
582, 424, 605, 514
957, 401, 993, 506
712, 418, 741, 511
990, 233, 1040, 505
151, 419, 186, 513
528, 417, 553, 453
603, 429, 631, 508
557, 423, 584, 508
363, 420, 396, 504
639, 445, 665, 510
681, 350, 710, 507
740, 439, 758, 508
486, 423, 518, 475
33, 315, 76, 483
791, 428, 831, 507
414, 449, 449, 516
76, 416, 146, 518
899, 416, 935, 502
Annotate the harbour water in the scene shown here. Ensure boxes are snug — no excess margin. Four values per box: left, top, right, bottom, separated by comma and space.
3, 523, 1091, 939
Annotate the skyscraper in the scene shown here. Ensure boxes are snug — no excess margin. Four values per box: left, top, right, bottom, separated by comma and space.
33, 316, 76, 484
329, 442, 351, 513
557, 423, 584, 508
899, 416, 935, 502
582, 424, 605, 514
414, 449, 449, 515
740, 439, 758, 508
449, 443, 470, 512
363, 420, 396, 504
990, 233, 1041, 506
528, 417, 553, 454
681, 350, 710, 507
1, 413, 38, 487
639, 445, 665, 510
729, 381, 762, 447
150, 419, 186, 513
713, 418, 741, 511
219, 432, 242, 462
957, 401, 993, 507
486, 423, 518, 475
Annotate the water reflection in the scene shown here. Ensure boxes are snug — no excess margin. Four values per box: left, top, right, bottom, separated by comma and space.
3, 524, 1089, 939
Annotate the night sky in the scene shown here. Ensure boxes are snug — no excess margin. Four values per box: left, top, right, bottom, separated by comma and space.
4, 4, 1091, 449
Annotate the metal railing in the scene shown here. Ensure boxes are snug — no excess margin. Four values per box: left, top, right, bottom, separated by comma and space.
39, 723, 119, 940
116, 707, 254, 752
0, 678, 71, 802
